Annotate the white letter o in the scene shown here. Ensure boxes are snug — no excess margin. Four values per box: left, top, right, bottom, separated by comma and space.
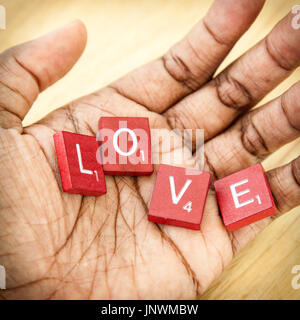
113, 128, 138, 157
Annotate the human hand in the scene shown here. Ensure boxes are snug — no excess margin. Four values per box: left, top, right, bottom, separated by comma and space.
0, 0, 299, 299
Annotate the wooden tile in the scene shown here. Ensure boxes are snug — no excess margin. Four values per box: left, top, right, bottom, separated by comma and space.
148, 164, 210, 230
54, 131, 106, 196
214, 163, 276, 232
98, 117, 153, 176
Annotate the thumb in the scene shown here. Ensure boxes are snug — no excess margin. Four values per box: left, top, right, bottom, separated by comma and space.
0, 20, 87, 129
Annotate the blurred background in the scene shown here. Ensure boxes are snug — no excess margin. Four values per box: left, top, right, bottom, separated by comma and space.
0, 0, 299, 299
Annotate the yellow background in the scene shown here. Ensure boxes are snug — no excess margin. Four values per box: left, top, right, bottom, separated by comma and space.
1, 0, 299, 299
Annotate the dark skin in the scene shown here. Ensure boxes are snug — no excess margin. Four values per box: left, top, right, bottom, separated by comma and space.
0, 0, 299, 299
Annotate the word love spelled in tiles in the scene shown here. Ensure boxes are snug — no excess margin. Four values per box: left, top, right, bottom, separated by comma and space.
53, 117, 276, 232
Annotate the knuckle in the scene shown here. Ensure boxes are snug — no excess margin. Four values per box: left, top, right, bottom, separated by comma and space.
202, 19, 230, 46
268, 170, 289, 213
162, 47, 204, 92
268, 157, 300, 214
240, 113, 269, 158
280, 87, 300, 132
265, 37, 294, 72
0, 51, 39, 115
291, 157, 300, 188
215, 71, 253, 110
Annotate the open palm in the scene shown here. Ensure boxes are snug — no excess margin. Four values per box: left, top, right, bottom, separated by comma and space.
1, 0, 300, 299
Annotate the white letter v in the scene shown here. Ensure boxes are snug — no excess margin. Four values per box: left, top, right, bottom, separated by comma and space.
169, 176, 192, 205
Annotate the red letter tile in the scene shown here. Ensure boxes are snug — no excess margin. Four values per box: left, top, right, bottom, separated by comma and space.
98, 117, 153, 176
214, 163, 276, 232
54, 131, 106, 196
148, 164, 211, 230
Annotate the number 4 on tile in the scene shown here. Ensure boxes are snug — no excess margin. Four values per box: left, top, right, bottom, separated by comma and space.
183, 201, 192, 213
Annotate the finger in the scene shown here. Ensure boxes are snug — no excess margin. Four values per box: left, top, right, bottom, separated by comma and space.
0, 20, 87, 131
109, 0, 265, 113
204, 81, 300, 180
267, 156, 300, 215
166, 10, 300, 141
